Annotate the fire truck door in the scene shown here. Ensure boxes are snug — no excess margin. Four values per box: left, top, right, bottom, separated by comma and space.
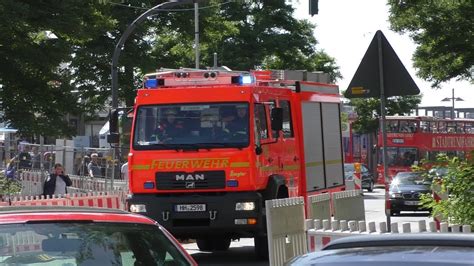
254, 103, 278, 183
278, 99, 299, 197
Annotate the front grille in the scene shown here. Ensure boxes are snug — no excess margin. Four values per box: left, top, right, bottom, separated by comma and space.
173, 219, 210, 227
156, 171, 226, 190
402, 192, 429, 199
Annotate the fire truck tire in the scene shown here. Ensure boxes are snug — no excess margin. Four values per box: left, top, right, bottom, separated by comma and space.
212, 237, 231, 251
196, 239, 213, 251
254, 235, 268, 259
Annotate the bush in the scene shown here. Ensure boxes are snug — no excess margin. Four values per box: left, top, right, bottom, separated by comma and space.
0, 172, 22, 198
419, 153, 474, 227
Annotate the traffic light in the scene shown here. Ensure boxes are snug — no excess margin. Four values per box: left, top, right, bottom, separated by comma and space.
309, 0, 319, 16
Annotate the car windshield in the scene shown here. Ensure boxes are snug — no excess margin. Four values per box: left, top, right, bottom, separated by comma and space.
392, 172, 427, 185
0, 222, 191, 266
344, 164, 354, 178
133, 103, 249, 150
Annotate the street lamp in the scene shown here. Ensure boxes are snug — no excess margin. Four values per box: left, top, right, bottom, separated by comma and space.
111, 0, 199, 110
441, 88, 464, 119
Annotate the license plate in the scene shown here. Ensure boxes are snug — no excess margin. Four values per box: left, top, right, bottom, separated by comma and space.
174, 204, 206, 212
405, 201, 420, 206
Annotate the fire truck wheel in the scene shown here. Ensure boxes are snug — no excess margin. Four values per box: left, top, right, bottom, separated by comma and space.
196, 238, 213, 251
254, 235, 268, 259
212, 237, 231, 251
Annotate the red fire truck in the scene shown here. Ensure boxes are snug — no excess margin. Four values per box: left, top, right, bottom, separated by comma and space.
118, 68, 345, 257
376, 116, 474, 184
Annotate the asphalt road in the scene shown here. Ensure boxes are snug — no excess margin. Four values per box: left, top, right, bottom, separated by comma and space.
183, 188, 433, 265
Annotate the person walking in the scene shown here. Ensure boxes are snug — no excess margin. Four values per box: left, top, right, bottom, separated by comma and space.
87, 153, 102, 178
43, 163, 72, 197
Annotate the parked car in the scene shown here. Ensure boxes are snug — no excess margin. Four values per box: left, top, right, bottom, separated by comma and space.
0, 206, 197, 266
344, 163, 375, 192
286, 234, 474, 266
388, 171, 431, 215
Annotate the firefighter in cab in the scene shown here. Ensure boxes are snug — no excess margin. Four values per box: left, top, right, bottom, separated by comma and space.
154, 108, 184, 142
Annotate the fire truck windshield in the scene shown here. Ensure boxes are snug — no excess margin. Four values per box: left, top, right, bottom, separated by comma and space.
133, 103, 249, 150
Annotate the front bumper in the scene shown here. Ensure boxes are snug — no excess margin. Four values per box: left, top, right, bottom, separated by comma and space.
127, 192, 265, 239
389, 198, 430, 212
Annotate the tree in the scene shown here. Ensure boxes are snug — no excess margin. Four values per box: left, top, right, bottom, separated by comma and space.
419, 153, 474, 227
388, 0, 474, 87
348, 95, 421, 133
1, 0, 341, 139
150, 0, 341, 82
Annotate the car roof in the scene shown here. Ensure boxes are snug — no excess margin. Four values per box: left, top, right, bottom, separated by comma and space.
323, 234, 474, 250
287, 234, 474, 266
0, 206, 157, 225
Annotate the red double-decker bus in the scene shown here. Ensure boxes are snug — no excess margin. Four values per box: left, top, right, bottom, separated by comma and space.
375, 116, 474, 184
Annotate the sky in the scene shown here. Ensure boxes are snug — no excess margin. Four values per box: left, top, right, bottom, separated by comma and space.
294, 0, 473, 109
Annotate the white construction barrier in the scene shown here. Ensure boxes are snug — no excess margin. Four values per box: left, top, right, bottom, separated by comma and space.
266, 197, 307, 266
18, 171, 128, 197
306, 219, 472, 251
8, 191, 125, 210
308, 193, 331, 221
332, 190, 365, 221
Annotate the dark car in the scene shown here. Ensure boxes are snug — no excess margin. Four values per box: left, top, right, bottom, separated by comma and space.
0, 206, 197, 266
344, 163, 375, 192
286, 234, 474, 266
389, 171, 431, 215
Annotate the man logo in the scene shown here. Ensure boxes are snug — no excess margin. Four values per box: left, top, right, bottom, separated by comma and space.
185, 182, 195, 189
176, 173, 205, 181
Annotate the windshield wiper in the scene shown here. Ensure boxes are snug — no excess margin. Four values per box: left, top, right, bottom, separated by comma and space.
196, 143, 246, 149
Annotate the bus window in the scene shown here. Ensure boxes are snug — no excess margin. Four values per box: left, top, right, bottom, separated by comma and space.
399, 148, 417, 166
387, 120, 399, 133
399, 121, 409, 132
408, 121, 417, 132
380, 147, 417, 167
420, 121, 430, 132
465, 122, 474, 133
430, 121, 438, 133
447, 122, 456, 133
438, 122, 447, 133
379, 147, 398, 166
456, 122, 465, 133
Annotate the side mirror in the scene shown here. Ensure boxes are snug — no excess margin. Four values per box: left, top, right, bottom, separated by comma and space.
271, 107, 283, 131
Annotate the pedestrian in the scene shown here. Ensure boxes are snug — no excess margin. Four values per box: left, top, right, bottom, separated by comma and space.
31, 146, 41, 170
77, 155, 90, 176
121, 161, 128, 182
43, 163, 72, 197
87, 153, 102, 178
4, 157, 17, 179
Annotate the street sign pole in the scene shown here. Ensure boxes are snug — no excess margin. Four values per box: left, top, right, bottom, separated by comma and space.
376, 32, 391, 231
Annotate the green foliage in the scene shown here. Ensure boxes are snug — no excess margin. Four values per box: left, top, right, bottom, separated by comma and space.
419, 153, 474, 227
0, 173, 22, 196
1, 0, 341, 139
388, 0, 474, 87
348, 95, 421, 133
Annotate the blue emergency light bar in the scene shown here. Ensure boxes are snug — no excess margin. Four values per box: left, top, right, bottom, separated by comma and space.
143, 70, 255, 89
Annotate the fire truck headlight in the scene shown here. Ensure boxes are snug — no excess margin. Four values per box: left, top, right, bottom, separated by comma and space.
235, 202, 256, 211
130, 204, 147, 213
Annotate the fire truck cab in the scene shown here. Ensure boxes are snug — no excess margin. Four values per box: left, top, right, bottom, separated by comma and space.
124, 68, 345, 257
